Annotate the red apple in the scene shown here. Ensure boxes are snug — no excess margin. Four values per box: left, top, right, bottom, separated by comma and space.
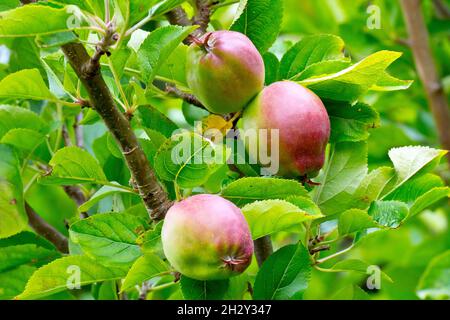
186, 30, 265, 114
161, 194, 254, 280
239, 81, 330, 177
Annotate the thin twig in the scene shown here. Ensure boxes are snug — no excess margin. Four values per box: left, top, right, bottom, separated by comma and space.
61, 42, 173, 220
315, 244, 354, 265
25, 203, 69, 253
432, 0, 450, 19
165, 84, 206, 109
74, 112, 84, 149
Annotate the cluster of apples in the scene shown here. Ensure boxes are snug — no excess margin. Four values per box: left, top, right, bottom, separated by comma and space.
161, 31, 330, 280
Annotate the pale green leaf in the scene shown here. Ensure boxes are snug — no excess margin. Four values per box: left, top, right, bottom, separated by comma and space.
221, 177, 308, 207
69, 213, 148, 265
0, 144, 27, 238
79, 184, 136, 212
279, 34, 346, 79
242, 200, 322, 239
0, 5, 79, 37
338, 209, 378, 235
137, 25, 196, 85
417, 251, 450, 300
121, 254, 169, 292
230, 0, 283, 53
368, 200, 409, 228
16, 255, 129, 300
299, 51, 405, 102
39, 146, 108, 185
180, 276, 229, 300
313, 142, 368, 212
0, 69, 58, 103
253, 243, 311, 300
327, 102, 380, 143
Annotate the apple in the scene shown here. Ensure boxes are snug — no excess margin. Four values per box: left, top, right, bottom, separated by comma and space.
161, 194, 254, 280
186, 30, 265, 114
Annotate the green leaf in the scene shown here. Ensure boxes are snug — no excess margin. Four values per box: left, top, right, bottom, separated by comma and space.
253, 243, 311, 300
383, 146, 448, 198
0, 265, 36, 300
36, 31, 79, 48
384, 173, 444, 203
140, 130, 168, 167
368, 200, 409, 229
182, 102, 210, 127
0, 244, 60, 273
1, 128, 48, 161
16, 255, 129, 300
148, 0, 186, 19
0, 69, 59, 103
0, 231, 55, 250
279, 34, 346, 79
79, 184, 136, 212
285, 196, 323, 216
39, 146, 108, 185
154, 131, 226, 188
230, 0, 283, 53
0, 104, 47, 139
292, 60, 351, 81
417, 250, 450, 300
410, 187, 449, 217
221, 177, 308, 207
180, 276, 229, 300
330, 285, 370, 300
137, 105, 178, 138
313, 142, 368, 213
242, 200, 323, 239
137, 25, 196, 85
0, 0, 19, 12
263, 52, 279, 85
223, 273, 250, 300
327, 102, 380, 143
0, 144, 27, 238
299, 51, 405, 102
317, 166, 395, 216
121, 254, 169, 292
371, 72, 413, 92
137, 221, 163, 254
329, 259, 393, 282
127, 0, 160, 26
157, 43, 189, 87
338, 209, 378, 235
0, 5, 78, 37
69, 213, 148, 265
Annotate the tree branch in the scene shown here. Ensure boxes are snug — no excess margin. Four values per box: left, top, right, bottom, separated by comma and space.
74, 112, 84, 148
166, 7, 193, 45
192, 0, 214, 37
253, 236, 273, 266
25, 203, 69, 253
165, 84, 206, 109
432, 0, 450, 19
61, 42, 173, 220
400, 0, 450, 165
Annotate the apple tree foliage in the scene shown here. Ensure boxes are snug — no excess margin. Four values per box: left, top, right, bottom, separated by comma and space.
0, 0, 448, 300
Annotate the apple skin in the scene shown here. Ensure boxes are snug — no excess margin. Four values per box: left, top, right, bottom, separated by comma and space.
161, 194, 254, 280
186, 30, 265, 114
239, 81, 330, 177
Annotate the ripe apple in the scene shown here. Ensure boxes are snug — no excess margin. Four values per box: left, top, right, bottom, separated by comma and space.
239, 81, 330, 177
161, 194, 254, 280
186, 30, 265, 114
